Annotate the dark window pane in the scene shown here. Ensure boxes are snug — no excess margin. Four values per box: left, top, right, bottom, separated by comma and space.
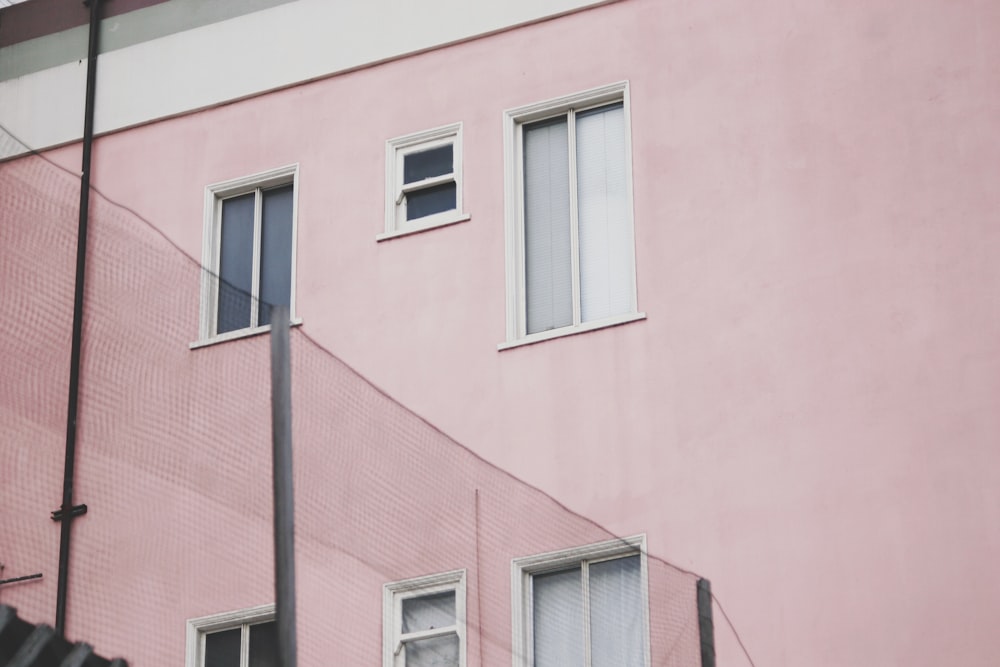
406, 182, 456, 220
204, 628, 241, 667
217, 193, 255, 334
258, 185, 293, 327
404, 144, 453, 184
405, 634, 459, 667
248, 621, 278, 667
402, 591, 456, 633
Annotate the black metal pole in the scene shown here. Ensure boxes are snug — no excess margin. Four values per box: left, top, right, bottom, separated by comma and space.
270, 306, 297, 667
55, 0, 101, 636
0, 573, 44, 587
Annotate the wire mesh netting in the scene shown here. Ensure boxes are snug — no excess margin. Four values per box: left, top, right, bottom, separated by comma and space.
0, 121, 747, 666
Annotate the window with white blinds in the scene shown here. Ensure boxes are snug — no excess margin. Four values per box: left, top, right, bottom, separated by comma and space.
503, 83, 641, 345
532, 556, 644, 667
512, 537, 649, 667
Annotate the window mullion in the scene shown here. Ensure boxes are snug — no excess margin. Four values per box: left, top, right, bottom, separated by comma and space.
400, 173, 454, 196
526, 573, 536, 667
250, 188, 263, 327
399, 626, 457, 645
394, 593, 403, 667
239, 624, 250, 667
581, 561, 592, 667
515, 123, 529, 338
567, 109, 582, 326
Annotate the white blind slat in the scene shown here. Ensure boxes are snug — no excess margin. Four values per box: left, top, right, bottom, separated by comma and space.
524, 119, 573, 335
576, 103, 630, 324
533, 568, 584, 667
589, 555, 643, 667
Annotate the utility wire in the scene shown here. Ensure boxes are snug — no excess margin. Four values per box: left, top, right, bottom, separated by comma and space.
0, 120, 758, 667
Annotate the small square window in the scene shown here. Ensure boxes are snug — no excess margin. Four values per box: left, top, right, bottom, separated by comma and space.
381, 123, 468, 240
199, 165, 298, 342
512, 536, 648, 667
186, 604, 276, 667
502, 83, 644, 348
383, 570, 466, 667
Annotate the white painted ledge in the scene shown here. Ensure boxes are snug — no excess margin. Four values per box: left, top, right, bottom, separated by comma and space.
498, 312, 646, 350
376, 214, 470, 242
189, 318, 302, 349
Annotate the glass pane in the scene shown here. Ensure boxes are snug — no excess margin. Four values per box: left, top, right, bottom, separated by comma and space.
406, 182, 456, 220
258, 185, 293, 327
533, 566, 584, 667
204, 627, 241, 667
589, 555, 643, 667
402, 591, 456, 633
523, 117, 573, 335
575, 102, 631, 324
404, 144, 453, 184
248, 621, 278, 667
217, 193, 255, 334
405, 633, 459, 667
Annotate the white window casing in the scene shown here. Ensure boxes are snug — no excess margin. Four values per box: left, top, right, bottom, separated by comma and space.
384, 569, 467, 667
381, 123, 469, 241
195, 164, 300, 347
185, 604, 275, 667
501, 82, 645, 349
511, 535, 650, 667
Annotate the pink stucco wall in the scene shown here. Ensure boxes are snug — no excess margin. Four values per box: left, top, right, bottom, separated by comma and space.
3, 0, 999, 665
0, 151, 700, 665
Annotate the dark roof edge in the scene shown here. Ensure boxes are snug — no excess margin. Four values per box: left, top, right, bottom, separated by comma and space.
0, 0, 168, 48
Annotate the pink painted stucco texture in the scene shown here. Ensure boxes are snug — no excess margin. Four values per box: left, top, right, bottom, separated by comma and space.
2, 1, 999, 666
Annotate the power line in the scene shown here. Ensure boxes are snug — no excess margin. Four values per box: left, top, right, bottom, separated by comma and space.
0, 120, 758, 666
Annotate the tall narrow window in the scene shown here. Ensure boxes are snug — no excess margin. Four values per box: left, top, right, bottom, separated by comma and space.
384, 570, 466, 667
200, 165, 298, 341
503, 83, 643, 346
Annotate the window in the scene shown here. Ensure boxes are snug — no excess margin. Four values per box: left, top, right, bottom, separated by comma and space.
186, 604, 277, 667
199, 165, 298, 342
502, 82, 644, 348
383, 569, 466, 667
382, 123, 468, 240
512, 536, 648, 667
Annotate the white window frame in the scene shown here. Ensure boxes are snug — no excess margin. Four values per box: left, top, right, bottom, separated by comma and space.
511, 535, 650, 667
194, 164, 300, 348
383, 569, 467, 667
500, 81, 645, 350
185, 603, 275, 667
380, 122, 469, 241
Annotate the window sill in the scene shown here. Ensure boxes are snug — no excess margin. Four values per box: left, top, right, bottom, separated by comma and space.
376, 213, 470, 242
189, 318, 303, 350
498, 312, 646, 351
